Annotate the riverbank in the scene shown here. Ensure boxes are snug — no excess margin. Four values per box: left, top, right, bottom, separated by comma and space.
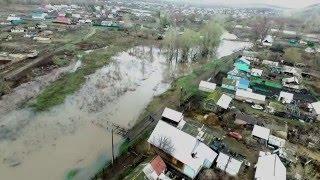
94, 52, 239, 179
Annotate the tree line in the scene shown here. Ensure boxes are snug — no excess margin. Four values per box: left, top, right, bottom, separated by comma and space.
161, 19, 224, 63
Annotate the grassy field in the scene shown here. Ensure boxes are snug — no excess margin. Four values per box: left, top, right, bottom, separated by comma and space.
31, 29, 137, 111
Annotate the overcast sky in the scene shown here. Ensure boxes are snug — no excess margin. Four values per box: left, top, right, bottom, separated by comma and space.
171, 0, 320, 8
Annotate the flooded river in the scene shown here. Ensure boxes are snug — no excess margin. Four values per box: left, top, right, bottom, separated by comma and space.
0, 33, 251, 180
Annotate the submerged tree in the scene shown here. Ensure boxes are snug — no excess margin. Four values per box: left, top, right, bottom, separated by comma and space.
199, 19, 224, 58
179, 29, 200, 62
163, 27, 179, 61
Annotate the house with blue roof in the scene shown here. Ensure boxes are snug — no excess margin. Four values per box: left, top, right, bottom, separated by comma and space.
237, 78, 250, 90
234, 57, 250, 73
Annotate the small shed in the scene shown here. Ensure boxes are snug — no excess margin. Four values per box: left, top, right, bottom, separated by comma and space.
262, 35, 273, 46
252, 125, 270, 140
216, 94, 232, 109
216, 153, 242, 176
311, 101, 320, 115
161, 107, 183, 126
199, 81, 216, 93
268, 135, 286, 148
143, 156, 168, 180
278, 91, 294, 104
251, 68, 263, 77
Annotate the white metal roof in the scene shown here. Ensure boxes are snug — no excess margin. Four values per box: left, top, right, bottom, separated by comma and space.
148, 121, 217, 178
161, 108, 183, 123
262, 60, 279, 67
252, 125, 270, 140
216, 94, 232, 109
216, 153, 242, 176
311, 101, 320, 115
236, 89, 266, 102
199, 81, 216, 92
255, 154, 286, 180
278, 91, 294, 104
251, 68, 263, 76
268, 135, 286, 148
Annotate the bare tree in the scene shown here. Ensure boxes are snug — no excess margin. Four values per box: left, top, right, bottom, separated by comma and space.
250, 16, 271, 44
152, 136, 175, 154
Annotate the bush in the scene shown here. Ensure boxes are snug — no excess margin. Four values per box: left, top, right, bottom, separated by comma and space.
53, 57, 70, 67
270, 43, 284, 53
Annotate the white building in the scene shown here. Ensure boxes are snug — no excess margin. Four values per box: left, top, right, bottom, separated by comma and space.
216, 153, 242, 176
262, 35, 273, 46
198, 81, 216, 93
252, 125, 270, 141
255, 153, 286, 180
262, 60, 279, 67
278, 91, 294, 104
216, 94, 233, 109
310, 101, 320, 118
148, 120, 218, 179
161, 108, 185, 127
235, 89, 266, 105
251, 68, 263, 77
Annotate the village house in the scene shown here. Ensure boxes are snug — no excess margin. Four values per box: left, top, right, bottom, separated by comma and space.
282, 77, 300, 90
142, 156, 171, 180
198, 81, 216, 93
148, 120, 218, 179
216, 94, 233, 110
53, 15, 72, 25
33, 36, 51, 43
262, 60, 279, 67
235, 89, 266, 105
236, 78, 250, 90
161, 107, 185, 128
215, 152, 243, 176
282, 65, 302, 77
262, 35, 273, 46
10, 27, 25, 33
234, 57, 250, 73
254, 152, 286, 180
310, 101, 320, 119
278, 91, 294, 104
252, 125, 270, 144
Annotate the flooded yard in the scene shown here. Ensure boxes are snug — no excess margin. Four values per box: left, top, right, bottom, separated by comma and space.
0, 33, 251, 180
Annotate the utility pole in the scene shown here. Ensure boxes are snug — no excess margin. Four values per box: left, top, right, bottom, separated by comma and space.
111, 128, 115, 164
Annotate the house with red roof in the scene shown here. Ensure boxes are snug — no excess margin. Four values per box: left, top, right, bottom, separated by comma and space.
143, 156, 170, 180
53, 15, 71, 25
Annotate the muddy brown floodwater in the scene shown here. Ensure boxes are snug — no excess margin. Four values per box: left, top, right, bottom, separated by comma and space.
0, 33, 251, 180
